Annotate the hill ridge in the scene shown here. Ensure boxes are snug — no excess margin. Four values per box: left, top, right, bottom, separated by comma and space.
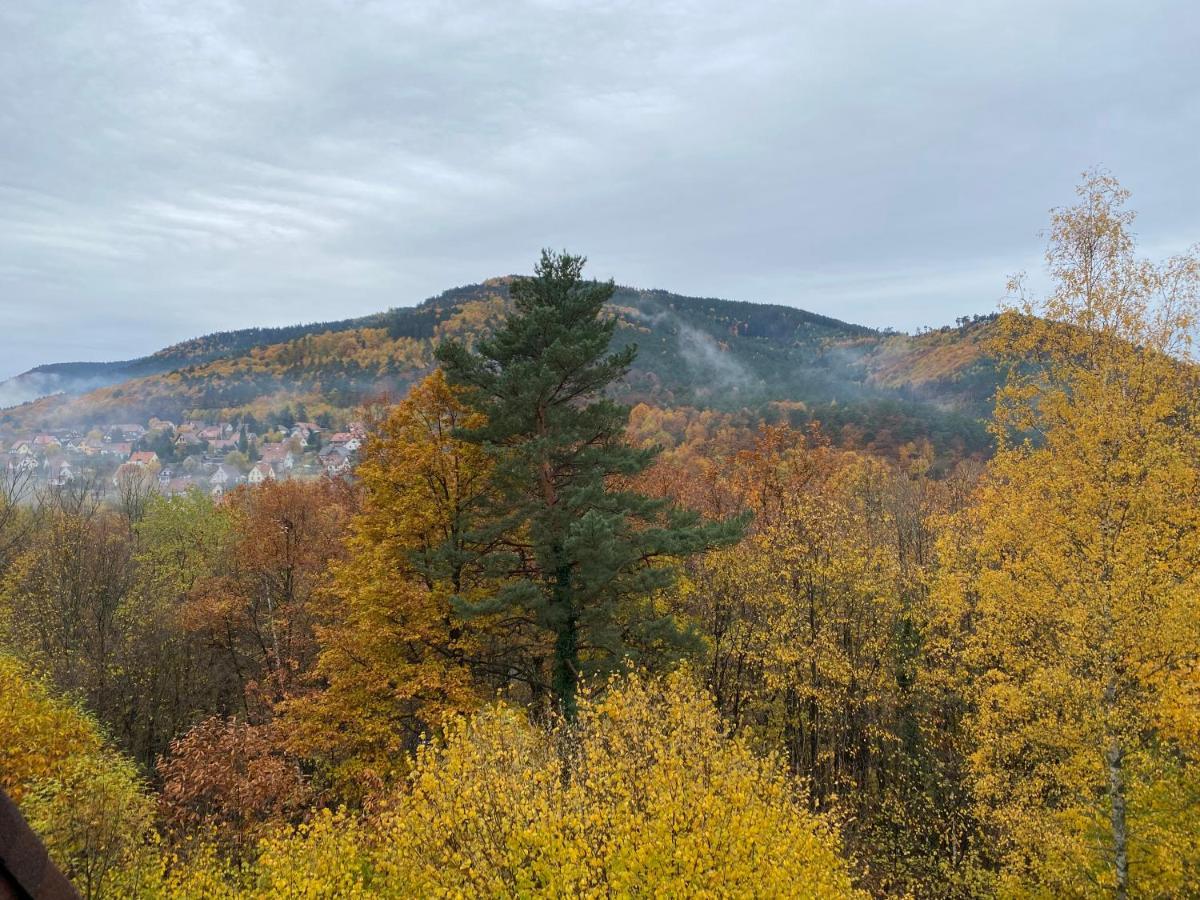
0, 280, 998, 459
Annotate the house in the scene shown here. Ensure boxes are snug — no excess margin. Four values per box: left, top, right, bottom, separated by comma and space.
247, 461, 276, 485
48, 459, 74, 486
117, 424, 146, 440
209, 464, 241, 489
112, 461, 151, 487
290, 422, 321, 443
327, 432, 362, 452
320, 446, 352, 476
260, 445, 295, 470
129, 450, 159, 467
11, 441, 33, 456
163, 476, 198, 496
32, 434, 61, 450
105, 442, 133, 457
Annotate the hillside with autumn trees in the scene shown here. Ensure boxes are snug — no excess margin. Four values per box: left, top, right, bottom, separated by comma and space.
1, 276, 999, 464
3, 173, 1199, 898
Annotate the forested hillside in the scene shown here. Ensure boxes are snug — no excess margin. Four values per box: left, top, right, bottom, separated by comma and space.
1, 278, 997, 460
5, 174, 1195, 898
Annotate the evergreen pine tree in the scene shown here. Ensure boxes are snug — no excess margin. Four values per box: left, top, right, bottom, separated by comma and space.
437, 250, 744, 716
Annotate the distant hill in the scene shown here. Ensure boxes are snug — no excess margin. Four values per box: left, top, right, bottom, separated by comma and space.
0, 279, 1000, 456
0, 311, 401, 408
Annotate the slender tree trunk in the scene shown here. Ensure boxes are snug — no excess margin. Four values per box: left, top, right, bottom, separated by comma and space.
551, 562, 578, 719
1107, 739, 1129, 900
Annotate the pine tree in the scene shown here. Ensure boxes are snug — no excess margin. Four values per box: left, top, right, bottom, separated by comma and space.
437, 250, 744, 716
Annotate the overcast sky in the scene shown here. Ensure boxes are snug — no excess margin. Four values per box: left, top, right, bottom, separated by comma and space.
1, 0, 1198, 379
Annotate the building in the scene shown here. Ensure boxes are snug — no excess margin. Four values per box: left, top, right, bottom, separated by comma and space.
208, 463, 240, 500
319, 446, 352, 476
247, 461, 276, 485
259, 445, 295, 470
163, 476, 198, 496
327, 432, 362, 452
46, 459, 74, 486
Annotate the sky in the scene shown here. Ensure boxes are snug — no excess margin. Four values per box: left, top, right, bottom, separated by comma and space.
1, 0, 1198, 380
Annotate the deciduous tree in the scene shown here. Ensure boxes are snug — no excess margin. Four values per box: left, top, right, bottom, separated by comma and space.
939, 171, 1200, 897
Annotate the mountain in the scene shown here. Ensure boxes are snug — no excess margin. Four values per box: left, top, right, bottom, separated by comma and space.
0, 311, 403, 409
0, 279, 1000, 456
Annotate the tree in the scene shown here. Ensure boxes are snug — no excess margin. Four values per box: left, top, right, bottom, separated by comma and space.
668, 425, 982, 895
0, 655, 106, 804
114, 461, 158, 525
224, 450, 251, 474
124, 490, 236, 765
285, 372, 507, 797
0, 464, 35, 578
437, 250, 743, 715
0, 486, 135, 728
23, 754, 162, 900
157, 716, 310, 859
246, 673, 863, 898
1, 656, 161, 899
938, 171, 1200, 897
184, 480, 352, 714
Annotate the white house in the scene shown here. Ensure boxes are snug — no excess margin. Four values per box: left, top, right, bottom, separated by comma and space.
209, 464, 241, 489
247, 461, 276, 485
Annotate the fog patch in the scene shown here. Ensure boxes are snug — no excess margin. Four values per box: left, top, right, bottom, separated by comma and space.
0, 372, 89, 409
675, 322, 752, 390
624, 305, 752, 391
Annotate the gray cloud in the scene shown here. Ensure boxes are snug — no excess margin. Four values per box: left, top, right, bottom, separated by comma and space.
1, 0, 1198, 378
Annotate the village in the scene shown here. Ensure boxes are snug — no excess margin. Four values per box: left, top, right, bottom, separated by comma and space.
0, 416, 366, 499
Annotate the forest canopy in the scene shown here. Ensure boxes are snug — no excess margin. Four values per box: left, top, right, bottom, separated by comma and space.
2, 173, 1198, 898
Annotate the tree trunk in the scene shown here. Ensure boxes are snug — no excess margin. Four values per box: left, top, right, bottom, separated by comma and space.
1107, 739, 1129, 900
551, 562, 578, 719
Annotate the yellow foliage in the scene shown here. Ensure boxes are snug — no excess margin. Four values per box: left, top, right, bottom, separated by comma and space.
249, 809, 375, 899
240, 672, 861, 897
283, 371, 499, 797
376, 670, 862, 898
936, 171, 1200, 897
0, 655, 106, 803
0, 655, 161, 899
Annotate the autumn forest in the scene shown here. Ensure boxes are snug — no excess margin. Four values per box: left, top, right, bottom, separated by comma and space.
3, 173, 1199, 898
